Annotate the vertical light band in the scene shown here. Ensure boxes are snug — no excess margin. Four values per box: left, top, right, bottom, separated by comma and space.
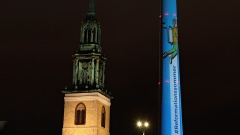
161, 0, 183, 135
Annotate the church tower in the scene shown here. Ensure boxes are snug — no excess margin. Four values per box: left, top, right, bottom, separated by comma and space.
62, 0, 112, 135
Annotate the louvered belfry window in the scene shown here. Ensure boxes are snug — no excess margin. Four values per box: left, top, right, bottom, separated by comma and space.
75, 103, 86, 125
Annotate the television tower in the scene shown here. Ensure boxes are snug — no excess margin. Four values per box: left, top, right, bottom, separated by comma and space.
160, 0, 183, 135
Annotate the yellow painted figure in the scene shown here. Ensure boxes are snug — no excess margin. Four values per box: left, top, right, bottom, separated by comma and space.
163, 19, 178, 64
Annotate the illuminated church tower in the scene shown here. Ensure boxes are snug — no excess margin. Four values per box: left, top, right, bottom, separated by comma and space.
62, 0, 112, 135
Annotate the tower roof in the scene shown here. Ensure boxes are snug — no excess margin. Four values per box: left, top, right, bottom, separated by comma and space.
63, 0, 112, 99
78, 0, 102, 53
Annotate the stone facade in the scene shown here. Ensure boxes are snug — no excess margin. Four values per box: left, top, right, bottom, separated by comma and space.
62, 92, 110, 135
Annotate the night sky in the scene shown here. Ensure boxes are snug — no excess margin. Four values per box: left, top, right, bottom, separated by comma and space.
1, 0, 240, 135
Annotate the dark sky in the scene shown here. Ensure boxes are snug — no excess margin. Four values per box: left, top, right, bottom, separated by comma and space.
1, 0, 240, 135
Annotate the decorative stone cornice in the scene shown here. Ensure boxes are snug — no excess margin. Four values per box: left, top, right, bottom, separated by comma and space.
64, 92, 111, 106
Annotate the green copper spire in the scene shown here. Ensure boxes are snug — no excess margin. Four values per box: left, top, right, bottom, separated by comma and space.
63, 0, 112, 99
79, 0, 100, 46
88, 0, 95, 14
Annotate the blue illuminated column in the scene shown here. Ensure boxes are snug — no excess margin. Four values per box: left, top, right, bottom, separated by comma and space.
161, 0, 183, 135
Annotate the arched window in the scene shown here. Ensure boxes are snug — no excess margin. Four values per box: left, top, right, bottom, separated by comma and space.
101, 106, 106, 128
75, 103, 86, 125
84, 29, 88, 43
93, 28, 96, 43
88, 29, 91, 43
